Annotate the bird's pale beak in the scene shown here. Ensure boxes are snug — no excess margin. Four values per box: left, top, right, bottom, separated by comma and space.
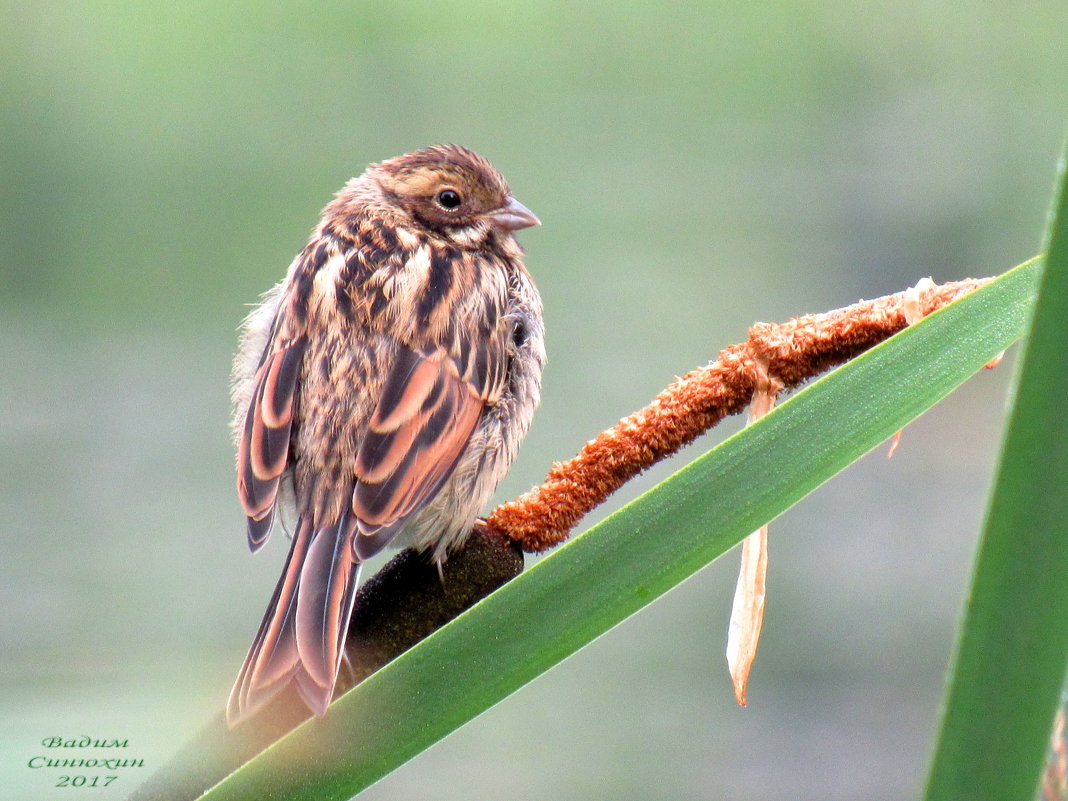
488, 196, 541, 231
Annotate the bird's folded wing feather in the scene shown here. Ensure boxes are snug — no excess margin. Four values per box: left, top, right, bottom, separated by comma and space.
352, 332, 507, 555
237, 328, 306, 551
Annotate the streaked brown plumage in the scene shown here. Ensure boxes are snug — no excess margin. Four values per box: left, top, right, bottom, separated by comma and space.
227, 145, 545, 726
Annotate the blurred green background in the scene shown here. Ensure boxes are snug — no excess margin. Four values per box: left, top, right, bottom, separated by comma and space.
2, 1, 1065, 799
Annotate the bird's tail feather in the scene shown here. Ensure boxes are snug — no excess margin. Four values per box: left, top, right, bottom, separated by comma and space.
227, 512, 361, 726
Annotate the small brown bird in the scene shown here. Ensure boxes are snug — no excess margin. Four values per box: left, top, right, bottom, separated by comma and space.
226, 145, 545, 726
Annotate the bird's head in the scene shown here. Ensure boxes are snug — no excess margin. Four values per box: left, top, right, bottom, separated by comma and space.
370, 144, 539, 249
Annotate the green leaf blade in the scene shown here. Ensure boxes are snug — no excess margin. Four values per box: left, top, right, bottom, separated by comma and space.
923, 149, 1068, 801
199, 260, 1040, 801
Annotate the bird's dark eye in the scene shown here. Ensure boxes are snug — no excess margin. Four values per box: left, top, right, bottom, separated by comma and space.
436, 189, 462, 210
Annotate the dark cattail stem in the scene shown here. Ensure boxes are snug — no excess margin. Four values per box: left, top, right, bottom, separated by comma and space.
129, 526, 522, 801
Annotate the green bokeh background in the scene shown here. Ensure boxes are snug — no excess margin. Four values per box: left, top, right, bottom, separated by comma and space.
2, 2, 1064, 799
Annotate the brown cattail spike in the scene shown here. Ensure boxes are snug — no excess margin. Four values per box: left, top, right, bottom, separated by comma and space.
486, 276, 992, 553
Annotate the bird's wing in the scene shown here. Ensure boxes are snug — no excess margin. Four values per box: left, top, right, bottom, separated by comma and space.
351, 328, 508, 558
236, 313, 306, 551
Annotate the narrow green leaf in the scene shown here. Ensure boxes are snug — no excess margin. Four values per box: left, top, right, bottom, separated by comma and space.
198, 259, 1041, 801
923, 147, 1068, 800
